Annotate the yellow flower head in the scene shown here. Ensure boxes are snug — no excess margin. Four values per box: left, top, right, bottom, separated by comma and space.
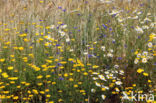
8, 66, 14, 70
137, 68, 144, 73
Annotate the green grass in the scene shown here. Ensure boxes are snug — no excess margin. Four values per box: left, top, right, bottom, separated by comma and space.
0, 0, 155, 103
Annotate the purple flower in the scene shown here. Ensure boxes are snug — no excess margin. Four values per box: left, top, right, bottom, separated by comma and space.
85, 1, 88, 4
138, 36, 141, 39
69, 32, 72, 34
57, 63, 62, 66
117, 57, 122, 60
131, 49, 134, 52
56, 26, 59, 29
109, 28, 112, 31
54, 66, 58, 69
140, 3, 144, 6
63, 9, 66, 12
60, 23, 64, 26
25, 29, 28, 32
77, 13, 81, 16
103, 35, 107, 37
112, 14, 117, 17
99, 34, 107, 38
56, 52, 60, 55
131, 26, 134, 29
88, 54, 92, 58
124, 64, 128, 69
30, 43, 34, 45
59, 77, 64, 80
102, 24, 107, 29
112, 41, 115, 44
124, 44, 127, 48
58, 6, 62, 9
56, 44, 60, 46
74, 27, 77, 29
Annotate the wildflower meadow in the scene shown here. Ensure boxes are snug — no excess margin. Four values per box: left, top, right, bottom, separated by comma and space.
0, 0, 155, 103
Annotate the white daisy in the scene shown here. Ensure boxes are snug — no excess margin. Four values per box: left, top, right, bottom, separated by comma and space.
148, 42, 153, 48
115, 81, 122, 85
142, 58, 147, 63
101, 95, 106, 100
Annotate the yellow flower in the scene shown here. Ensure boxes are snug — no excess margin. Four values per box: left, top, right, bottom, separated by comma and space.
27, 90, 31, 94
23, 57, 28, 62
49, 101, 54, 103
37, 75, 43, 79
10, 55, 15, 58
8, 66, 13, 70
132, 84, 136, 87
83, 72, 88, 75
74, 84, 78, 88
46, 75, 51, 78
21, 81, 26, 84
32, 89, 38, 94
3, 91, 9, 94
10, 81, 15, 84
58, 90, 62, 93
148, 80, 152, 83
18, 47, 24, 51
64, 73, 68, 77
134, 51, 138, 55
2, 72, 8, 78
52, 82, 56, 85
40, 91, 45, 94
24, 38, 29, 42
69, 78, 73, 81
17, 86, 21, 88
8, 77, 18, 80
45, 89, 49, 92
93, 65, 99, 69
85, 99, 88, 101
143, 72, 149, 76
46, 94, 51, 98
28, 54, 34, 58
80, 90, 85, 93
46, 60, 52, 63
58, 22, 62, 24
37, 83, 43, 86
0, 58, 5, 62
96, 28, 100, 30
78, 82, 82, 85
101, 88, 106, 91
77, 69, 80, 72
137, 68, 144, 73
26, 83, 30, 86
0, 69, 2, 73
58, 99, 63, 102
13, 96, 18, 100
60, 61, 67, 64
